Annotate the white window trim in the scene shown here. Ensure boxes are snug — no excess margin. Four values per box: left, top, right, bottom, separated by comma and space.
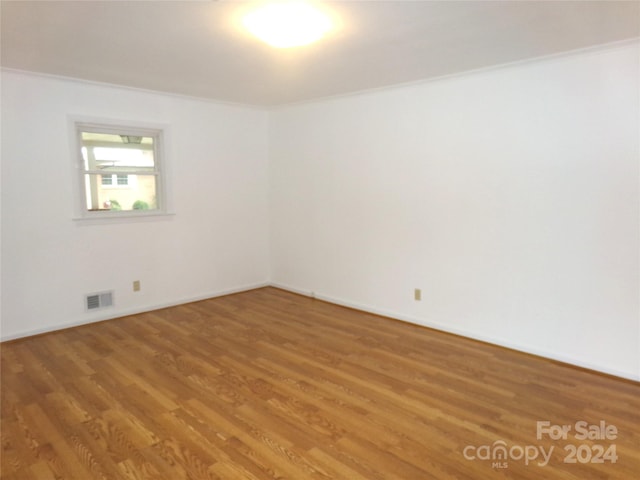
70, 116, 173, 222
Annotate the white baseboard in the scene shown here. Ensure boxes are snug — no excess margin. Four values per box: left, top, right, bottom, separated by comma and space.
0, 281, 270, 342
271, 283, 639, 382
4, 280, 638, 382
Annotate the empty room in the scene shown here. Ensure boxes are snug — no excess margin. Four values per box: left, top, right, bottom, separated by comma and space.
1, 1, 639, 479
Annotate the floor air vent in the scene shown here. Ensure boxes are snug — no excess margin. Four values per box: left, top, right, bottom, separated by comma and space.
86, 291, 114, 311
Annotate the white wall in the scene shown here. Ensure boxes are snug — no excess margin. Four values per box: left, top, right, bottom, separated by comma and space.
269, 42, 640, 380
2, 42, 638, 381
1, 71, 270, 339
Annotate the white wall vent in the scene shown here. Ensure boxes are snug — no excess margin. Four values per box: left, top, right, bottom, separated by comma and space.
85, 291, 114, 311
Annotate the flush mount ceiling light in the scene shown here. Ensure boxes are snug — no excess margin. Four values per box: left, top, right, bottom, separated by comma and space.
243, 1, 333, 48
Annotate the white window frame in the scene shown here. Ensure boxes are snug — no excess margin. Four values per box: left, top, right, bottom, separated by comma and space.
71, 118, 172, 222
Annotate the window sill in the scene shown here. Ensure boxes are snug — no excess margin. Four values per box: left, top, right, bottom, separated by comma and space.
73, 211, 175, 226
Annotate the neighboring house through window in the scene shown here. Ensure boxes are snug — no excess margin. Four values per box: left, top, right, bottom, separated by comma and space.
74, 121, 167, 217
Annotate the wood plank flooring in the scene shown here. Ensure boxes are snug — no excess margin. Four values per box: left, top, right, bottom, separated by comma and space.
1, 287, 639, 479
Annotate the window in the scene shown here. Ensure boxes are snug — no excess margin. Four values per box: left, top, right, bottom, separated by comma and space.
101, 174, 129, 187
75, 122, 166, 217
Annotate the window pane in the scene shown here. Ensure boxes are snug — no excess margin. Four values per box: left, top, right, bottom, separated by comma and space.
93, 147, 154, 170
84, 174, 157, 211
80, 131, 156, 174
81, 132, 153, 146
76, 123, 164, 217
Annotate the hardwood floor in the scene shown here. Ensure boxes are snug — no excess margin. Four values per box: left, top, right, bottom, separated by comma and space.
1, 287, 639, 479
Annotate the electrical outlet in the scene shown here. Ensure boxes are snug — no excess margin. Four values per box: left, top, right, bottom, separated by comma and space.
414, 288, 422, 301
133, 280, 141, 292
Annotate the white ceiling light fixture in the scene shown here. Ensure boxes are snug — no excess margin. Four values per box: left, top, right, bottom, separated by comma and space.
242, 1, 333, 48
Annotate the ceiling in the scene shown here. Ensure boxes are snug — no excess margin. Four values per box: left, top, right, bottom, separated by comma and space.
1, 1, 638, 106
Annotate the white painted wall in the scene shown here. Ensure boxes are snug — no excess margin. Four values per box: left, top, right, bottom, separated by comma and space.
2, 42, 638, 381
269, 42, 640, 380
1, 71, 270, 339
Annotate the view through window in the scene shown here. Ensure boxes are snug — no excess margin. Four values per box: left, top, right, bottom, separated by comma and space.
77, 125, 163, 215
